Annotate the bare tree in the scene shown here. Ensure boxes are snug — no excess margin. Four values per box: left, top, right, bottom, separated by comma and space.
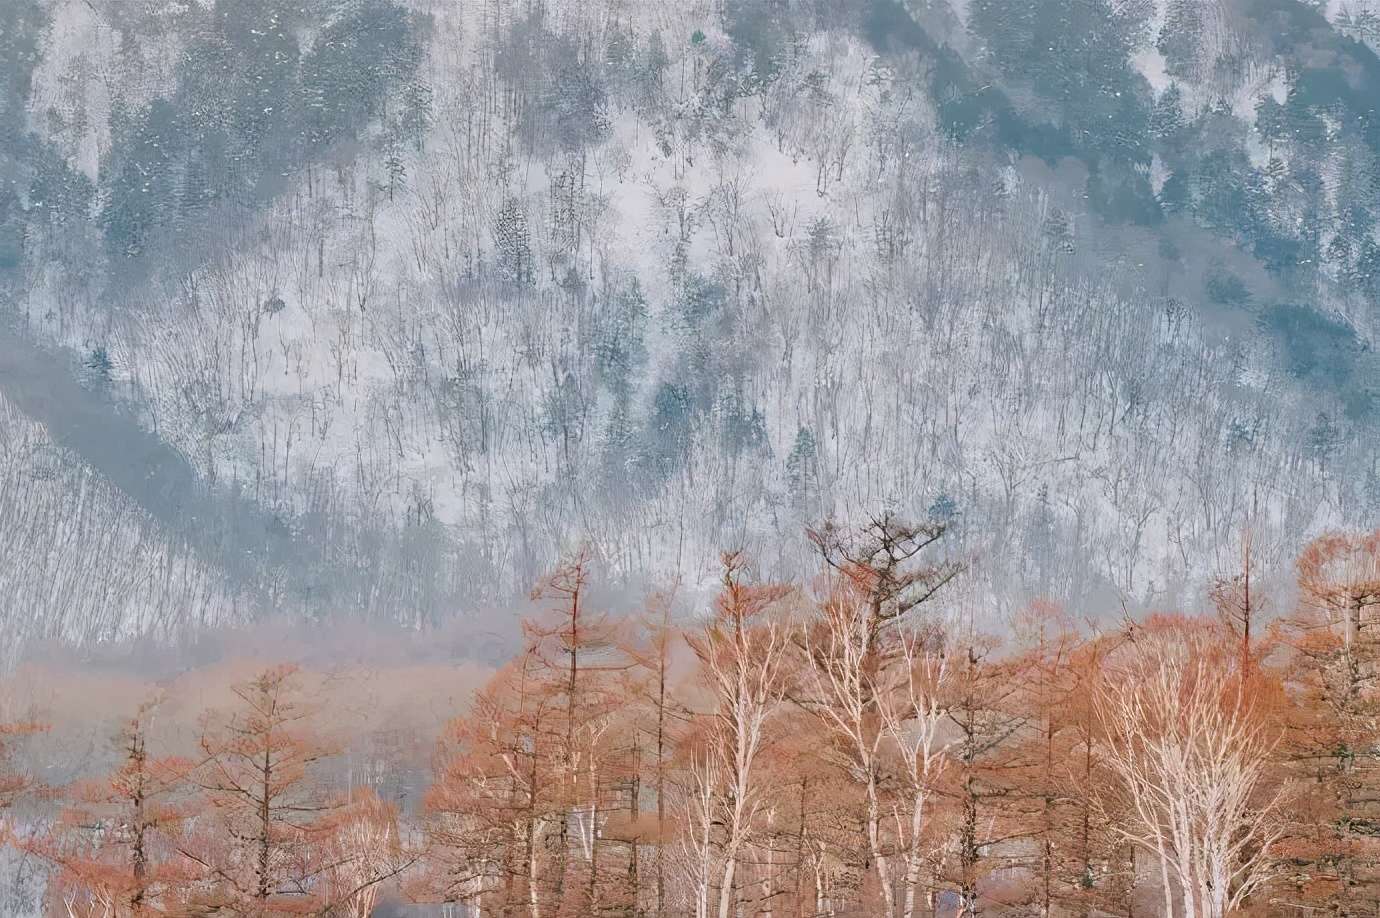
807, 513, 963, 645
1210, 528, 1266, 675
1095, 623, 1283, 918
798, 512, 962, 915
877, 628, 954, 918
685, 552, 792, 918
798, 586, 900, 917
321, 787, 411, 918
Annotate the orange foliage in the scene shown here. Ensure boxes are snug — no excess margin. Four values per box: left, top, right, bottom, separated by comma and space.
19, 524, 1380, 918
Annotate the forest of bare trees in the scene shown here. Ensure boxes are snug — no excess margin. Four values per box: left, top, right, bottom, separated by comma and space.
4, 516, 1379, 917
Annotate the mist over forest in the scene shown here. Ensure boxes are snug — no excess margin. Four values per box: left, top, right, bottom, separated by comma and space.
3, 0, 1380, 915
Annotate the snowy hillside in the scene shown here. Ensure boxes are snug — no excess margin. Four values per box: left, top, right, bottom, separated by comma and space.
0, 0, 1378, 646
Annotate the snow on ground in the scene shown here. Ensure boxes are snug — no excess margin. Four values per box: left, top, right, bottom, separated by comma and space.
5, 0, 1368, 631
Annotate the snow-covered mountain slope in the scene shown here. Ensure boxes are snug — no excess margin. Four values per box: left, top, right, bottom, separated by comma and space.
1, 0, 1377, 646
0, 378, 233, 656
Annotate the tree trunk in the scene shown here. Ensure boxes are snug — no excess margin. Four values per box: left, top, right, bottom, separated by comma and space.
717, 852, 738, 918
902, 790, 925, 918
528, 816, 542, 918
867, 771, 897, 918
258, 744, 272, 902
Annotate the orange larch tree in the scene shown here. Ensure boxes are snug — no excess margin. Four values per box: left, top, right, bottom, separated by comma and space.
425, 646, 561, 916
1049, 629, 1138, 917
1277, 531, 1380, 913
425, 550, 638, 918
30, 698, 195, 917
937, 633, 1035, 917
524, 547, 635, 915
1009, 603, 1089, 918
622, 587, 692, 918
179, 664, 367, 915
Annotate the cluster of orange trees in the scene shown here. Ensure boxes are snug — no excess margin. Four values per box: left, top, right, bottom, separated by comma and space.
8, 516, 1380, 917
